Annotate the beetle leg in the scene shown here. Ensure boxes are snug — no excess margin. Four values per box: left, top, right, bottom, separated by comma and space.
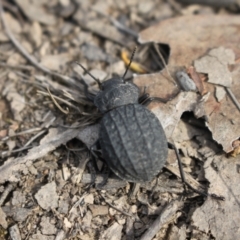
86, 160, 96, 189
139, 89, 181, 106
90, 141, 103, 171
81, 79, 97, 102
90, 141, 111, 188
139, 93, 167, 105
168, 142, 225, 201
96, 169, 110, 189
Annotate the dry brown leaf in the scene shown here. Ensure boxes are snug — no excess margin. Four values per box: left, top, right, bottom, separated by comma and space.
133, 71, 198, 139
194, 47, 235, 87
134, 46, 240, 153
194, 67, 240, 152
138, 15, 240, 67
191, 154, 240, 239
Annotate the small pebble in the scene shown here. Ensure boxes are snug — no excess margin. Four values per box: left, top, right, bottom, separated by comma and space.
176, 71, 197, 92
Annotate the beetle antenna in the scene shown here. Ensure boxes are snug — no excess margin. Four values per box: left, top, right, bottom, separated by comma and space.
75, 62, 102, 89
122, 46, 137, 81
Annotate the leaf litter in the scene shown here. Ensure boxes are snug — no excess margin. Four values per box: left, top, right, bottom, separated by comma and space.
0, 0, 240, 239
135, 12, 240, 240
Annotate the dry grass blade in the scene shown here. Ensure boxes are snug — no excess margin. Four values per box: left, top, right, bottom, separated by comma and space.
99, 193, 133, 217
1, 145, 33, 158
23, 129, 47, 147
1, 1, 238, 239
46, 87, 69, 114
37, 90, 83, 113
0, 62, 34, 71
153, 43, 176, 85
1, 127, 43, 141
165, 164, 205, 194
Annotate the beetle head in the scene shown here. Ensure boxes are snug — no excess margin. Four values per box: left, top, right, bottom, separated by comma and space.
76, 47, 139, 113
100, 76, 124, 90
94, 76, 139, 113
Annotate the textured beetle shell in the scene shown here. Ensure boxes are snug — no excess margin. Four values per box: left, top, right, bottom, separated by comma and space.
94, 82, 139, 113
99, 104, 168, 182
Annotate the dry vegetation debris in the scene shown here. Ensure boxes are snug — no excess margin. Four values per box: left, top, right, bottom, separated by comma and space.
0, 0, 240, 239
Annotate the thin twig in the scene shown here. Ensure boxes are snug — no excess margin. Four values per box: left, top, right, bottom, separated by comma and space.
0, 61, 34, 71
153, 43, 176, 85
165, 164, 204, 192
225, 87, 240, 112
68, 193, 88, 218
17, 71, 87, 101
47, 87, 69, 114
1, 130, 47, 157
139, 200, 183, 240
37, 90, 80, 112
1, 145, 33, 158
0, 183, 16, 206
1, 127, 43, 141
99, 192, 134, 217
23, 129, 47, 147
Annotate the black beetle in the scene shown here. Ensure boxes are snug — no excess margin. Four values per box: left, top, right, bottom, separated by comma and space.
77, 49, 168, 183
94, 77, 168, 182
77, 50, 224, 200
